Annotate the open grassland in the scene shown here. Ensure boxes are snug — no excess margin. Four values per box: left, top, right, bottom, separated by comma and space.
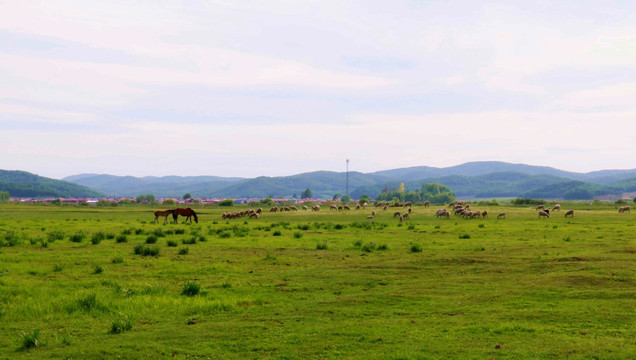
0, 203, 634, 359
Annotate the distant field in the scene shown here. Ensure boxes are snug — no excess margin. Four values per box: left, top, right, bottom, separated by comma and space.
0, 203, 634, 359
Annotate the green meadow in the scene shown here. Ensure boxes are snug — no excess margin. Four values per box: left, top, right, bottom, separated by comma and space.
0, 203, 634, 359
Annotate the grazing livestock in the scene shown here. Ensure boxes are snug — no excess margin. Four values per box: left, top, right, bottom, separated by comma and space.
393, 211, 402, 218
536, 205, 545, 210
424, 201, 430, 208
344, 205, 351, 210
564, 209, 574, 218
249, 213, 260, 219
383, 205, 388, 211
154, 209, 174, 224
401, 212, 409, 219
436, 209, 450, 218
173, 208, 198, 223
371, 210, 376, 217
497, 212, 506, 219
312, 205, 321, 211
256, 208, 262, 214
404, 201, 412, 208
538, 210, 550, 219
362, 203, 368, 209
408, 207, 412, 214
367, 215, 375, 220
399, 215, 404, 222
471, 211, 480, 219
289, 206, 298, 211
302, 205, 308, 211
619, 206, 631, 213
356, 204, 360, 210
552, 204, 561, 212
481, 210, 488, 218
270, 206, 278, 212
330, 204, 338, 211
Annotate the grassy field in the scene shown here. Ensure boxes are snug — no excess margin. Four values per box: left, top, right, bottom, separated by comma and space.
0, 203, 634, 359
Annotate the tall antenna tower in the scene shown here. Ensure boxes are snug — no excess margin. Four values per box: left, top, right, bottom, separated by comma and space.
346, 159, 350, 199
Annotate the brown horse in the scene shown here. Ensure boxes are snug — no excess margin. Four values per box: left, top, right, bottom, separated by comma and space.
154, 209, 174, 224
172, 207, 198, 223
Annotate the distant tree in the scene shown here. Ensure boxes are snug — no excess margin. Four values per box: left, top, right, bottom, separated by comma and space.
341, 195, 351, 203
183, 193, 192, 200
163, 199, 176, 205
51, 198, 62, 205
136, 194, 156, 203
332, 193, 341, 201
191, 198, 201, 204
615, 198, 628, 205
260, 198, 274, 207
397, 182, 405, 193
0, 191, 9, 202
292, 193, 297, 199
358, 194, 370, 205
633, 197, 636, 203
301, 188, 313, 199
218, 199, 234, 207
97, 199, 116, 207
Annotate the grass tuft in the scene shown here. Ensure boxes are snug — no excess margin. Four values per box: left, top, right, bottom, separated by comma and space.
182, 281, 201, 296
109, 314, 132, 334
20, 329, 41, 350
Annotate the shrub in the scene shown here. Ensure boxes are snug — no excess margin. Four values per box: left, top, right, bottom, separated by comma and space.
20, 329, 41, 350
293, 232, 303, 239
334, 224, 345, 230
53, 264, 64, 272
91, 232, 105, 245
105, 233, 115, 240
112, 257, 124, 264
297, 224, 310, 231
361, 243, 376, 252
377, 244, 389, 251
93, 264, 104, 274
459, 234, 471, 239
174, 229, 186, 235
410, 244, 423, 253
69, 233, 85, 243
134, 245, 160, 256
116, 234, 128, 243
316, 242, 328, 250
182, 237, 197, 245
178, 247, 189, 255
512, 198, 545, 206
121, 228, 133, 235
218, 231, 231, 239
152, 228, 165, 237
353, 239, 363, 247
182, 281, 201, 296
145, 235, 158, 244
478, 224, 485, 228
272, 230, 282, 236
134, 228, 144, 235
167, 240, 178, 247
109, 315, 132, 334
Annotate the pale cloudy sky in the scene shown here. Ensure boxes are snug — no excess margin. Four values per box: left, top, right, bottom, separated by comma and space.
1, 0, 635, 179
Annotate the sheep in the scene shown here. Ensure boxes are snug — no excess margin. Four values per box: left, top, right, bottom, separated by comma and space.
270, 206, 278, 212
383, 205, 388, 211
256, 208, 262, 214
619, 206, 631, 213
471, 211, 481, 219
302, 205, 308, 211
552, 204, 561, 212
402, 212, 409, 219
249, 213, 260, 219
367, 215, 375, 220
408, 207, 412, 214
393, 211, 401, 218
371, 210, 376, 217
399, 215, 404, 222
330, 204, 338, 211
564, 209, 574, 218
424, 201, 430, 208
356, 204, 360, 210
497, 212, 506, 219
362, 203, 368, 209
538, 210, 550, 218
536, 205, 545, 211
289, 206, 298, 211
404, 201, 412, 208
481, 210, 488, 218
312, 205, 321, 211
343, 205, 351, 210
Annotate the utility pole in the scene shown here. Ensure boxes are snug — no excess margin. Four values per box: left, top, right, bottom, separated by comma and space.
346, 159, 350, 199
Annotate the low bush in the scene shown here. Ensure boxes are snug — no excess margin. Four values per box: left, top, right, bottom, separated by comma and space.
182, 281, 201, 296
145, 235, 158, 244
316, 242, 328, 250
116, 234, 128, 243
410, 244, 423, 253
178, 247, 189, 255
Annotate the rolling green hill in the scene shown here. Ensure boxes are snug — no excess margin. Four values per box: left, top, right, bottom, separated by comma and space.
0, 170, 104, 198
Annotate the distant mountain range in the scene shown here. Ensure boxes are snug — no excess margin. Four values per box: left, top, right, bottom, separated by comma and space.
2, 162, 635, 200
60, 161, 636, 200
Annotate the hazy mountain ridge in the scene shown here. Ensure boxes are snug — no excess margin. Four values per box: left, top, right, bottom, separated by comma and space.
57, 162, 636, 200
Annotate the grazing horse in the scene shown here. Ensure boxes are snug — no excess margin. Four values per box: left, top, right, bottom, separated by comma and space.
173, 207, 198, 223
154, 209, 174, 224
564, 209, 574, 218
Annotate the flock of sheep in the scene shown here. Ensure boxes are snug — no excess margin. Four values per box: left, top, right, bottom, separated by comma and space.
215, 201, 632, 222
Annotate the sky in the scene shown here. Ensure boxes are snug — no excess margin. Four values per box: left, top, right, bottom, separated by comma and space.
1, 0, 635, 179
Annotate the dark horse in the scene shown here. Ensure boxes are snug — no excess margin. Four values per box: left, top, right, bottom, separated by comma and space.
154, 209, 174, 224
172, 207, 198, 223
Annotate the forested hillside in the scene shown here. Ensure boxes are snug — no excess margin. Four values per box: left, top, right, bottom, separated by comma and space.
0, 170, 104, 198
